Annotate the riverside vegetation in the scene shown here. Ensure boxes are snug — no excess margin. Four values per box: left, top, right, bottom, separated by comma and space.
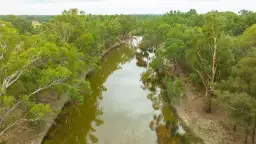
140, 9, 256, 144
0, 8, 256, 144
0, 9, 141, 142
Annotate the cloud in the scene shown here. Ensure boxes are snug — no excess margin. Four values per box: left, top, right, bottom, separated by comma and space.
0, 0, 255, 15
25, 0, 105, 3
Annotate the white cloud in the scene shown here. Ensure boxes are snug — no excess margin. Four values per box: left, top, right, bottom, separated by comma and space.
0, 0, 255, 15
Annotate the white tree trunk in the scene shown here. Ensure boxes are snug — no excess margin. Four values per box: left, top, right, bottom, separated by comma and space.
0, 78, 65, 126
0, 57, 39, 97
0, 117, 40, 136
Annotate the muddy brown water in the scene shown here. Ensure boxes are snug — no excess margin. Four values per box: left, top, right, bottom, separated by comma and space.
43, 38, 188, 144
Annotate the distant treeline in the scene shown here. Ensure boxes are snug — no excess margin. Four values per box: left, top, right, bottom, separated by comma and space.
0, 15, 53, 22
0, 14, 162, 23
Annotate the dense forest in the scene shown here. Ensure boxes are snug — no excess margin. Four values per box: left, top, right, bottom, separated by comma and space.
0, 8, 256, 144
140, 9, 256, 143
0, 9, 140, 139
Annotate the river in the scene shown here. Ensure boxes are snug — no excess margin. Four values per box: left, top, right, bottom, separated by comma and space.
43, 37, 189, 144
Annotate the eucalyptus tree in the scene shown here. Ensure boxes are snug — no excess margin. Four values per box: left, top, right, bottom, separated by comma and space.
0, 8, 143, 140
215, 56, 256, 143
0, 21, 76, 135
184, 12, 235, 112
142, 18, 169, 50
1, 15, 33, 34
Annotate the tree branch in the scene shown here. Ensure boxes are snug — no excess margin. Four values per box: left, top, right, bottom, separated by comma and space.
0, 57, 39, 97
0, 117, 40, 137
192, 66, 208, 89
211, 37, 217, 85
0, 78, 66, 126
0, 41, 7, 61
197, 50, 203, 63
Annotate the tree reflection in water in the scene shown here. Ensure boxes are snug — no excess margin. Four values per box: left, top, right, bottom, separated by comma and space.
141, 63, 188, 144
149, 113, 188, 144
43, 45, 135, 144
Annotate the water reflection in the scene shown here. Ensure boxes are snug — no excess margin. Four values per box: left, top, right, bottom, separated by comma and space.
135, 43, 155, 68
129, 36, 143, 48
149, 113, 188, 144
43, 45, 135, 144
43, 37, 195, 144
140, 64, 188, 144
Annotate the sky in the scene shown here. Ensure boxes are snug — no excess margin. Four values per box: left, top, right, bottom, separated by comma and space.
0, 0, 255, 15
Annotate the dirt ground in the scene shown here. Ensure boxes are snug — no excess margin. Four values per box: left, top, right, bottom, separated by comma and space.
0, 91, 69, 144
174, 73, 253, 144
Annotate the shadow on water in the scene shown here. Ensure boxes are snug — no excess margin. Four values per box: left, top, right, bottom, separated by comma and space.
43, 45, 135, 144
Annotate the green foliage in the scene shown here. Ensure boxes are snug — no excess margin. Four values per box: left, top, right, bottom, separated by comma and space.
2, 96, 14, 108
143, 8, 256, 131
1, 15, 33, 34
67, 86, 82, 102
0, 8, 139, 136
150, 48, 165, 70
1, 7, 255, 141
28, 103, 51, 119
164, 38, 187, 60
215, 56, 256, 133
38, 66, 71, 86
215, 90, 256, 125
165, 77, 184, 105
141, 68, 159, 91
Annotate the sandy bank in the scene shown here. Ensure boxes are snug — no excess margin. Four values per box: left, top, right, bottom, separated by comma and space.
174, 74, 250, 144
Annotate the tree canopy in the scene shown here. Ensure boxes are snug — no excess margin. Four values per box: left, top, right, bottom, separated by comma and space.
141, 9, 256, 143
0, 9, 139, 138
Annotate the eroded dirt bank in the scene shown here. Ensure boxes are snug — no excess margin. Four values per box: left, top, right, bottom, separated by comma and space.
174, 73, 252, 144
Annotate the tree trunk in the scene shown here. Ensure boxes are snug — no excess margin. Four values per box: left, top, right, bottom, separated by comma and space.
172, 59, 177, 73
252, 123, 256, 144
233, 123, 237, 131
0, 92, 2, 104
204, 89, 212, 113
245, 128, 249, 144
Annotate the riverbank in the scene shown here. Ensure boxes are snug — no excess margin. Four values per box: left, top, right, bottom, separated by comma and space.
36, 40, 131, 144
42, 38, 158, 144
37, 40, 131, 144
155, 71, 204, 144
153, 63, 250, 144
173, 73, 250, 144
0, 39, 130, 144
